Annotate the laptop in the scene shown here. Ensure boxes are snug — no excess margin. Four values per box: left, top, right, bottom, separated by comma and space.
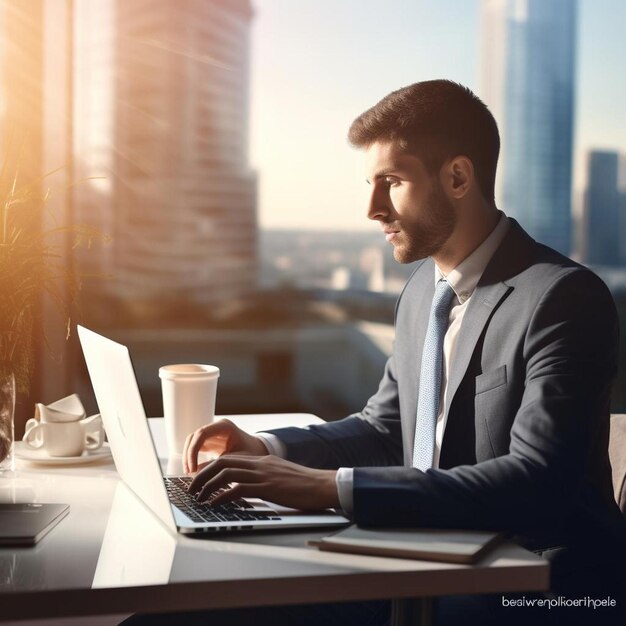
77, 325, 350, 535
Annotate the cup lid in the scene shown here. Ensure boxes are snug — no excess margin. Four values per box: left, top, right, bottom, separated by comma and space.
159, 364, 220, 380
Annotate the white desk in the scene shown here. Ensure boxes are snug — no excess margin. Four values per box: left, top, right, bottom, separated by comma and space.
0, 414, 549, 625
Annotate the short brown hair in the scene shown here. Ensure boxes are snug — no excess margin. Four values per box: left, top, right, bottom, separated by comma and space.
348, 80, 500, 203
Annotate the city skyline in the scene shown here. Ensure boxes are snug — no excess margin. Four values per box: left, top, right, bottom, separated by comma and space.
250, 0, 626, 233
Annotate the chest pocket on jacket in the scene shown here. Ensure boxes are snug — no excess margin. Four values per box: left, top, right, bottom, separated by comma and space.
475, 364, 507, 395
474, 365, 509, 458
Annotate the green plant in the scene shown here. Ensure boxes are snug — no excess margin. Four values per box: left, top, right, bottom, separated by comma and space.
0, 159, 109, 392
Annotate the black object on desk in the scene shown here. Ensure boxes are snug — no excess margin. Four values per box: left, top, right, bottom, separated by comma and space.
0, 503, 70, 546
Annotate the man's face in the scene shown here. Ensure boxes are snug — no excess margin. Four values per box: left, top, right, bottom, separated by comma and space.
365, 141, 457, 264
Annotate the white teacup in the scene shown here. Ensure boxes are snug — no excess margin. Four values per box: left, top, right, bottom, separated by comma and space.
35, 393, 86, 422
34, 394, 86, 423
23, 415, 104, 457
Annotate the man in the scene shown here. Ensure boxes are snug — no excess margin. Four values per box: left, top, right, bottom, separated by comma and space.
166, 80, 626, 625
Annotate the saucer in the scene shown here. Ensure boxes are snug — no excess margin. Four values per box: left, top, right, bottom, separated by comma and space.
14, 441, 112, 466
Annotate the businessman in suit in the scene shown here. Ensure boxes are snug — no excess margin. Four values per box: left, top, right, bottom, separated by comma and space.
179, 80, 626, 625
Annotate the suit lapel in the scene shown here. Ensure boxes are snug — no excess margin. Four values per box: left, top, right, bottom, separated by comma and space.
413, 276, 435, 363
443, 281, 512, 418
402, 258, 435, 364
401, 261, 434, 462
442, 217, 534, 417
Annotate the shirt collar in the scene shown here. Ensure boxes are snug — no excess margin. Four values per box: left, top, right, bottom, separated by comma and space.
435, 211, 510, 304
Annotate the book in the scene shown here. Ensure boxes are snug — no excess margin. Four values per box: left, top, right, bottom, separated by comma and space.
309, 525, 505, 564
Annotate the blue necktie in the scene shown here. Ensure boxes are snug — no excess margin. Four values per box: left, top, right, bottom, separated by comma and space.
412, 279, 456, 471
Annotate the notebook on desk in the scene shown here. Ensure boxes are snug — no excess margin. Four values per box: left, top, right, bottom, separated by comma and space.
310, 525, 505, 564
77, 325, 350, 536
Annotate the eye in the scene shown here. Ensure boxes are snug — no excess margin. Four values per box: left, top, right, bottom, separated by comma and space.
383, 176, 400, 187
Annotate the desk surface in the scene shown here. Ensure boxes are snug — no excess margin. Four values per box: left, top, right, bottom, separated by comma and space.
0, 414, 549, 622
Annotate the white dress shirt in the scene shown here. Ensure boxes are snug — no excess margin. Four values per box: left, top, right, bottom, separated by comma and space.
258, 212, 511, 514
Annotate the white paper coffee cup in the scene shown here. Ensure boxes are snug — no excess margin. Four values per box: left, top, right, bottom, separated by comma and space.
159, 364, 220, 455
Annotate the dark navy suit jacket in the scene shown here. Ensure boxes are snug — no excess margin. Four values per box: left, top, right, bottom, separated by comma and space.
266, 219, 626, 589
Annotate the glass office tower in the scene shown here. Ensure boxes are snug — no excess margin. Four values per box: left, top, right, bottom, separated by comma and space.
74, 0, 258, 321
585, 150, 620, 266
481, 0, 577, 255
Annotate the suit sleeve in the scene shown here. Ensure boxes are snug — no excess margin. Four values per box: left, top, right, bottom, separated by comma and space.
261, 353, 404, 469
353, 269, 619, 533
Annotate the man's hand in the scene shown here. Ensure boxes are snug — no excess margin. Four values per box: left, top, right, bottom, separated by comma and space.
183, 419, 269, 474
187, 454, 340, 511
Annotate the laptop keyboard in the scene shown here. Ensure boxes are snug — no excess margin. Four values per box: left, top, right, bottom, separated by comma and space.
164, 476, 281, 524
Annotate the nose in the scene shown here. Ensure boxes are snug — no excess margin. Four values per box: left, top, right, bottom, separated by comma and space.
367, 185, 390, 222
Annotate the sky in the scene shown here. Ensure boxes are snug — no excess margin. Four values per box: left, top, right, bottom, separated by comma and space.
249, 0, 626, 231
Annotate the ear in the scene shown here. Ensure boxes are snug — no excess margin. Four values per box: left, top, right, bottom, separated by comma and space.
442, 156, 474, 199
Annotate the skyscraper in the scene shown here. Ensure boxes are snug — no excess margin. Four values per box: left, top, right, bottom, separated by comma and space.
480, 0, 577, 255
74, 0, 257, 321
584, 150, 620, 266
